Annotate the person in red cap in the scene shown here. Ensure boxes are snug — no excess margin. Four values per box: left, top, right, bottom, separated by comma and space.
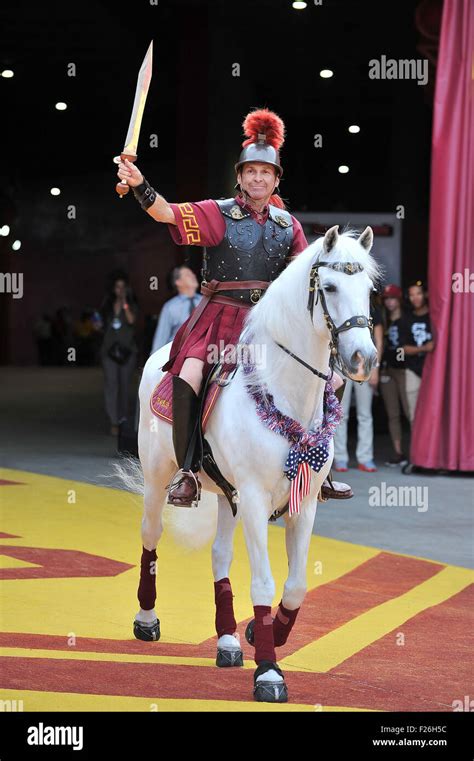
117, 108, 350, 507
380, 284, 410, 465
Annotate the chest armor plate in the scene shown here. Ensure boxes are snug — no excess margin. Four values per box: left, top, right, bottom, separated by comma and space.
202, 199, 294, 303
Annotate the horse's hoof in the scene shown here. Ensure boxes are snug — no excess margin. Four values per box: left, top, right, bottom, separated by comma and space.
216, 647, 244, 667
254, 680, 288, 703
133, 618, 161, 642
253, 660, 288, 703
245, 617, 275, 647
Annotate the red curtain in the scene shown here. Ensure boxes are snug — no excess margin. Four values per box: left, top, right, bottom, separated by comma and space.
411, 0, 474, 471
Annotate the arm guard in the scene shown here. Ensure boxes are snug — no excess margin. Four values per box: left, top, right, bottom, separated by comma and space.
132, 177, 157, 210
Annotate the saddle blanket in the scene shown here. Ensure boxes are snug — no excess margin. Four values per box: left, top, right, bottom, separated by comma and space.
150, 369, 230, 432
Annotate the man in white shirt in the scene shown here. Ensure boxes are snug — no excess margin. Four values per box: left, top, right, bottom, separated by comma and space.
151, 265, 202, 354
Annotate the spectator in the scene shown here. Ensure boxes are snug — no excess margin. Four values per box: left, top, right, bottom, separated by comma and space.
99, 272, 139, 436
33, 313, 54, 365
333, 303, 384, 473
150, 265, 202, 355
73, 309, 103, 366
51, 306, 74, 365
379, 284, 410, 465
401, 280, 434, 423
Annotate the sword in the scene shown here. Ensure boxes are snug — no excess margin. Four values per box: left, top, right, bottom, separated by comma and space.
114, 40, 153, 197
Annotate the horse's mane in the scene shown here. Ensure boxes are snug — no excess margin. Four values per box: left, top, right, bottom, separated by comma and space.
240, 228, 382, 391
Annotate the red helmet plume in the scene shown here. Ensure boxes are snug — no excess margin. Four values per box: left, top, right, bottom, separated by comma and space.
242, 108, 285, 150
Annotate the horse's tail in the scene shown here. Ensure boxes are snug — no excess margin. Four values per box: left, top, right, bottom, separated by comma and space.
112, 456, 218, 551
112, 456, 145, 495
162, 493, 218, 551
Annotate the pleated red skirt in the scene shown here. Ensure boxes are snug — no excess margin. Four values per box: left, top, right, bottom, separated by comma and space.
161, 300, 251, 378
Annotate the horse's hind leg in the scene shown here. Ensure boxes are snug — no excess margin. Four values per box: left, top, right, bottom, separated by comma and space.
134, 461, 175, 642
212, 494, 243, 667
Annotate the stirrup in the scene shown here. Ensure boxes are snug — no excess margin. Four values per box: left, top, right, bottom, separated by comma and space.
166, 468, 201, 508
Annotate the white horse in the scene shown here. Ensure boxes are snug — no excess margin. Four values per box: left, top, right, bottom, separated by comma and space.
131, 225, 379, 702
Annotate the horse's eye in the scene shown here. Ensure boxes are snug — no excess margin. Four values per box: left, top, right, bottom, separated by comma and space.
324, 284, 337, 293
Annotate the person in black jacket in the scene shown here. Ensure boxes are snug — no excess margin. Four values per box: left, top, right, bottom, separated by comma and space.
100, 271, 139, 435
380, 284, 410, 465
400, 280, 434, 424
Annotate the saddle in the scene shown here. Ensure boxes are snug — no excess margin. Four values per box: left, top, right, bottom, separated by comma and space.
150, 361, 240, 515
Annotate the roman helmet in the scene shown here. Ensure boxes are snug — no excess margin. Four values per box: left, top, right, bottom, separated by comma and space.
235, 108, 285, 177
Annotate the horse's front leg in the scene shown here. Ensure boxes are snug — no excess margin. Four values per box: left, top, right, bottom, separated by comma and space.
240, 486, 288, 703
212, 494, 243, 667
272, 497, 318, 647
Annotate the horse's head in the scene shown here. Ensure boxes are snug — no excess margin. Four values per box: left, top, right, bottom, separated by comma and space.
313, 226, 379, 382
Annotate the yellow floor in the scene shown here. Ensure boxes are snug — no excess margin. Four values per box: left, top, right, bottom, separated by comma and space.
1, 468, 472, 712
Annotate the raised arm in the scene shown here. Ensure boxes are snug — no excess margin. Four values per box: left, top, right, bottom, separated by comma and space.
117, 159, 176, 225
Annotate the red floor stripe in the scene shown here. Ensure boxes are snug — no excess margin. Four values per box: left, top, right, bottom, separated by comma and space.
0, 546, 134, 580
0, 656, 447, 711
331, 584, 474, 707
0, 632, 213, 658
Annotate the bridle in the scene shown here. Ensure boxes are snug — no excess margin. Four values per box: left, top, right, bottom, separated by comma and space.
276, 260, 374, 381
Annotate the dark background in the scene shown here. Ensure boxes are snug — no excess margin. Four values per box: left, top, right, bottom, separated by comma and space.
0, 0, 441, 365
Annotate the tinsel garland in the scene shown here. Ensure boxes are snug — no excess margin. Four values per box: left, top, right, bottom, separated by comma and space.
242, 360, 343, 514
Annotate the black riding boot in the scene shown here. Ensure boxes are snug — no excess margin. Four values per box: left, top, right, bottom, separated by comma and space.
167, 375, 202, 507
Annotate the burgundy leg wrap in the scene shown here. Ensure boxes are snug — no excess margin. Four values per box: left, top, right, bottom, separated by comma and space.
273, 600, 300, 647
137, 547, 157, 610
214, 577, 237, 637
253, 605, 276, 664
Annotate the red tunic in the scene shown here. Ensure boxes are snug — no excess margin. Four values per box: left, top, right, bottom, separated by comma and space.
161, 195, 308, 377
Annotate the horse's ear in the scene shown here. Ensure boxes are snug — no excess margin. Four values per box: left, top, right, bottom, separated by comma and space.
323, 225, 339, 254
358, 226, 374, 252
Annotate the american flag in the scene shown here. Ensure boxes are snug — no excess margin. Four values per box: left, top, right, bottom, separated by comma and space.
289, 461, 312, 516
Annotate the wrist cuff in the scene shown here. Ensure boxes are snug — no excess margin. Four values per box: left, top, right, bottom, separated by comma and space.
132, 177, 157, 210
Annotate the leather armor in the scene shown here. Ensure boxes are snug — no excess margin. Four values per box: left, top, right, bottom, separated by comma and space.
201, 198, 294, 304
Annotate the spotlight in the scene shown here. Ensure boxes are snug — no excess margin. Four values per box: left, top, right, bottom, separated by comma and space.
338, 165, 349, 174
50, 187, 61, 196
348, 125, 360, 133
55, 102, 67, 111
12, 240, 21, 251
1, 70, 14, 78
292, 1, 307, 8
320, 69, 334, 79
0, 225, 10, 236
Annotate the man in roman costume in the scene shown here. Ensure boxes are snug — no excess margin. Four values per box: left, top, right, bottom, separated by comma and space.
117, 109, 352, 507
